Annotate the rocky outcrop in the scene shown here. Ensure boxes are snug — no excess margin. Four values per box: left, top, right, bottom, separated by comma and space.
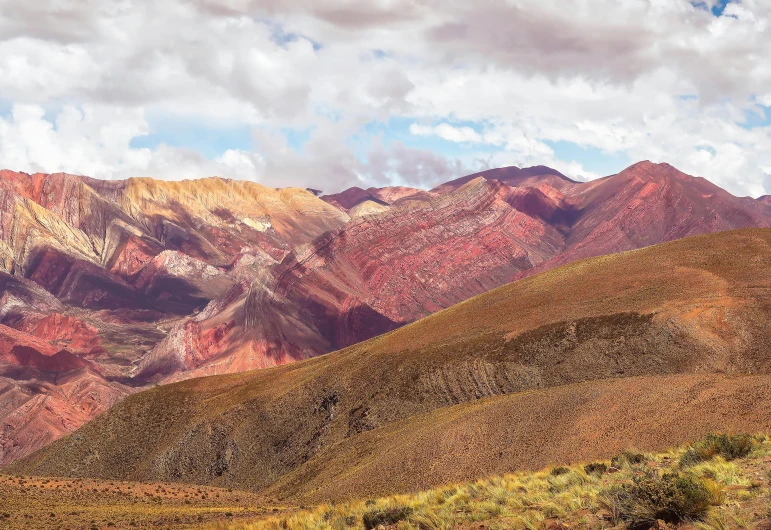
280, 177, 567, 326
0, 170, 351, 463
430, 165, 577, 194
322, 185, 431, 212
519, 161, 771, 276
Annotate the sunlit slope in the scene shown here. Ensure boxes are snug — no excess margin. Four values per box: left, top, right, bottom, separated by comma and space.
266, 373, 771, 502
12, 228, 771, 501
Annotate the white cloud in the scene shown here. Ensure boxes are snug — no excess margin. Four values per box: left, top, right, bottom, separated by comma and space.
1, 0, 771, 195
409, 123, 482, 143
0, 104, 266, 181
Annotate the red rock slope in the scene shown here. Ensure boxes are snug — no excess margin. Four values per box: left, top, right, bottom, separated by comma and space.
1, 161, 770, 465
0, 171, 349, 464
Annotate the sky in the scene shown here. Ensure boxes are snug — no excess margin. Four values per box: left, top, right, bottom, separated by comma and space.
1, 0, 771, 196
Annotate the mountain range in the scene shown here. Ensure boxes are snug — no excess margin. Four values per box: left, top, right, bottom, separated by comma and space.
1, 160, 771, 466
12, 228, 771, 504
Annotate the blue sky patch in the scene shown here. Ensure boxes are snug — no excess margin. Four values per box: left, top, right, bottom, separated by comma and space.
129, 115, 254, 158
545, 140, 631, 176
0, 100, 12, 119
691, 0, 733, 16
350, 118, 499, 161
266, 20, 322, 51
280, 127, 313, 152
741, 105, 771, 130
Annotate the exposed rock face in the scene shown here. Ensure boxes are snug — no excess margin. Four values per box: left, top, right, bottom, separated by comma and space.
322, 185, 431, 211
284, 178, 566, 326
12, 229, 771, 501
0, 171, 349, 464
430, 165, 577, 194
518, 161, 771, 276
1, 161, 771, 465
286, 162, 770, 332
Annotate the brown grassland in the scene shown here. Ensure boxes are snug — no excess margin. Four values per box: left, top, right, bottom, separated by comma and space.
209, 434, 771, 530
5, 434, 771, 529
0, 474, 285, 529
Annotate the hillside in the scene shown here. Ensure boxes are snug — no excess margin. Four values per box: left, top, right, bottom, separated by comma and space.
0, 171, 353, 464
2, 161, 771, 466
11, 229, 771, 502
216, 434, 771, 530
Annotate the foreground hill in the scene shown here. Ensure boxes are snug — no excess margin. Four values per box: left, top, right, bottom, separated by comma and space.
9, 435, 771, 529
219, 435, 771, 530
12, 229, 771, 501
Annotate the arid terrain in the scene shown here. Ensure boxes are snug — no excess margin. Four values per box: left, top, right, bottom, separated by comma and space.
211, 434, 771, 530
10, 229, 771, 508
5, 2, 771, 529
2, 161, 771, 466
0, 473, 283, 529
6, 435, 771, 529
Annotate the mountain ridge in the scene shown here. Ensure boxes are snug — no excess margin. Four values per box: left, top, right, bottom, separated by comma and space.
1, 161, 771, 466
11, 228, 771, 502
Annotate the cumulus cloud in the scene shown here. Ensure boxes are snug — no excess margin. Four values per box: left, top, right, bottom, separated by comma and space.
410, 123, 483, 143
1, 0, 771, 195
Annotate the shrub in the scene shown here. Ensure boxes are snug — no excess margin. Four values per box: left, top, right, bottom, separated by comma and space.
611, 450, 646, 468
584, 462, 608, 476
602, 472, 711, 530
550, 466, 570, 476
362, 505, 413, 530
680, 434, 756, 468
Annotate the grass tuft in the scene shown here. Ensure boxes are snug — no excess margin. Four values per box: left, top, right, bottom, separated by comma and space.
362, 505, 413, 530
680, 434, 757, 468
602, 471, 711, 530
611, 450, 646, 468
583, 462, 608, 477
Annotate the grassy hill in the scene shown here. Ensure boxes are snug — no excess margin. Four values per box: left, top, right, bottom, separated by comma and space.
10, 229, 771, 502
211, 434, 771, 530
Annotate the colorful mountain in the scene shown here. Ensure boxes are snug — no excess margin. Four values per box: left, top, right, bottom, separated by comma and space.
1, 161, 770, 465
12, 229, 771, 502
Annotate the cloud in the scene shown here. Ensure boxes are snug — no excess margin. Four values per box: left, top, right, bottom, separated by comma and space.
0, 103, 265, 181
410, 123, 482, 143
1, 0, 771, 195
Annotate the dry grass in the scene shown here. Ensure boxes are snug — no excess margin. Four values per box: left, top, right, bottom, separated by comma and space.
208, 435, 771, 530
0, 474, 287, 529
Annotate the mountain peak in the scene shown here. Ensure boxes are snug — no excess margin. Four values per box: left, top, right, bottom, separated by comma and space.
620, 160, 688, 179
431, 164, 575, 195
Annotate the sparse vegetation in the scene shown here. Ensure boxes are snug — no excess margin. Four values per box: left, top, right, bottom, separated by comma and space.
361, 505, 413, 529
680, 433, 759, 468
199, 434, 771, 530
602, 472, 711, 529
549, 466, 570, 476
611, 450, 646, 468
0, 474, 282, 529
584, 462, 608, 476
